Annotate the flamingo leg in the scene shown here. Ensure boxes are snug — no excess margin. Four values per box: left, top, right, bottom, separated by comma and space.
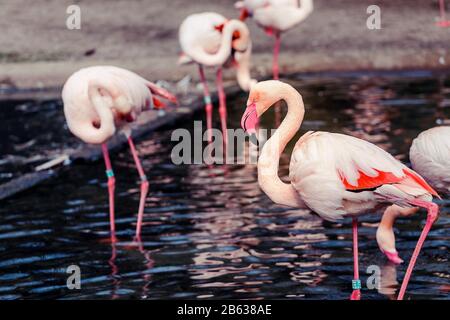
273, 32, 282, 127
102, 143, 117, 242
273, 32, 281, 80
397, 199, 439, 300
216, 67, 228, 157
350, 217, 361, 300
198, 65, 213, 144
440, 0, 446, 21
127, 136, 149, 240
437, 0, 450, 27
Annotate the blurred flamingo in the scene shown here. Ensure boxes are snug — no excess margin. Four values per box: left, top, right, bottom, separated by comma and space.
62, 65, 178, 240
377, 126, 448, 264
236, 0, 313, 79
178, 12, 256, 145
240, 80, 440, 300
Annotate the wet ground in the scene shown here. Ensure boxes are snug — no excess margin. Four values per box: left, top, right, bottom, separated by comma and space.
0, 71, 449, 300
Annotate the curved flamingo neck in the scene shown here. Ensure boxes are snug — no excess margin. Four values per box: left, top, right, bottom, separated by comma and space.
83, 82, 116, 144
235, 42, 255, 91
258, 83, 306, 208
192, 20, 247, 66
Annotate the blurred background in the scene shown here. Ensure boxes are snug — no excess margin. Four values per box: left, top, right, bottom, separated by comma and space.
1, 0, 450, 88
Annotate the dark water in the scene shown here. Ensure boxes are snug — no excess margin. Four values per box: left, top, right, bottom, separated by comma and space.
0, 71, 449, 300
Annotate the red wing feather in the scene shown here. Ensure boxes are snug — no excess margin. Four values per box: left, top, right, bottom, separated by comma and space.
339, 168, 439, 197
339, 169, 403, 191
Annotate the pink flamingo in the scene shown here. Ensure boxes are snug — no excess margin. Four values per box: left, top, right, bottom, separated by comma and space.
62, 66, 178, 241
236, 0, 313, 79
377, 126, 448, 265
240, 80, 440, 300
178, 12, 256, 144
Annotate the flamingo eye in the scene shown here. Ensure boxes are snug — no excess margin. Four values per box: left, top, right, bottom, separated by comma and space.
232, 30, 241, 40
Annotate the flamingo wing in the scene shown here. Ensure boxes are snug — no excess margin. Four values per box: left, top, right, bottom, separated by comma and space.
289, 132, 437, 221
330, 133, 438, 196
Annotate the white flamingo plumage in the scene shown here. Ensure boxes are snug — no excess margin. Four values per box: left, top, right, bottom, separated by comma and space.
62, 65, 178, 241
377, 126, 449, 264
240, 80, 440, 300
178, 12, 256, 144
410, 126, 450, 193
236, 0, 314, 79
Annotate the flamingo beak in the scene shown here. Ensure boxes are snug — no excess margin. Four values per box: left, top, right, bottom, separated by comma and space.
148, 83, 179, 108
239, 8, 251, 21
152, 96, 166, 109
241, 102, 258, 134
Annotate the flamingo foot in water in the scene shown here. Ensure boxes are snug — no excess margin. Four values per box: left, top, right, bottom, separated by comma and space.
436, 20, 450, 27
350, 289, 361, 300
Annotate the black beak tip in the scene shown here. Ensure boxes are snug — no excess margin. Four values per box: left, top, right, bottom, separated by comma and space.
249, 132, 258, 146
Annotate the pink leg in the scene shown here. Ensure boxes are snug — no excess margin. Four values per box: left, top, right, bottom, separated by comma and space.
350, 217, 361, 300
198, 65, 213, 144
437, 0, 450, 27
272, 32, 282, 127
102, 144, 116, 242
216, 67, 228, 156
127, 136, 149, 240
397, 199, 439, 300
273, 32, 281, 80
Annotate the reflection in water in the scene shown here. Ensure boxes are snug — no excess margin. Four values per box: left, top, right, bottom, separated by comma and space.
0, 71, 448, 300
379, 262, 399, 299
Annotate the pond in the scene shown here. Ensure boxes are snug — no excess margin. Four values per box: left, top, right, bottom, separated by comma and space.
0, 70, 448, 300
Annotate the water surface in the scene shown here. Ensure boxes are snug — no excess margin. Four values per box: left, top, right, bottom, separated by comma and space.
0, 71, 449, 300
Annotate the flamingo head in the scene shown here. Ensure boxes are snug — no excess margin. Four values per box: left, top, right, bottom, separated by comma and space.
235, 1, 253, 21
229, 20, 250, 53
247, 80, 284, 111
241, 80, 291, 133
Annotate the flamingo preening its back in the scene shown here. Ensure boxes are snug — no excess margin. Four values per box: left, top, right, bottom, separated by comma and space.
240, 80, 439, 300
178, 12, 256, 145
62, 65, 178, 241
377, 126, 449, 265
236, 0, 314, 79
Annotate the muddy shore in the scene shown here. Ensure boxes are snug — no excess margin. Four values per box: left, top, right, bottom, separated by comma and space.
1, 0, 450, 89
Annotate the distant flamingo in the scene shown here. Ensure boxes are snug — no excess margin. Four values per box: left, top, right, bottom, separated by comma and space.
240, 80, 440, 300
236, 0, 313, 79
62, 66, 178, 240
377, 126, 448, 264
178, 12, 256, 145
